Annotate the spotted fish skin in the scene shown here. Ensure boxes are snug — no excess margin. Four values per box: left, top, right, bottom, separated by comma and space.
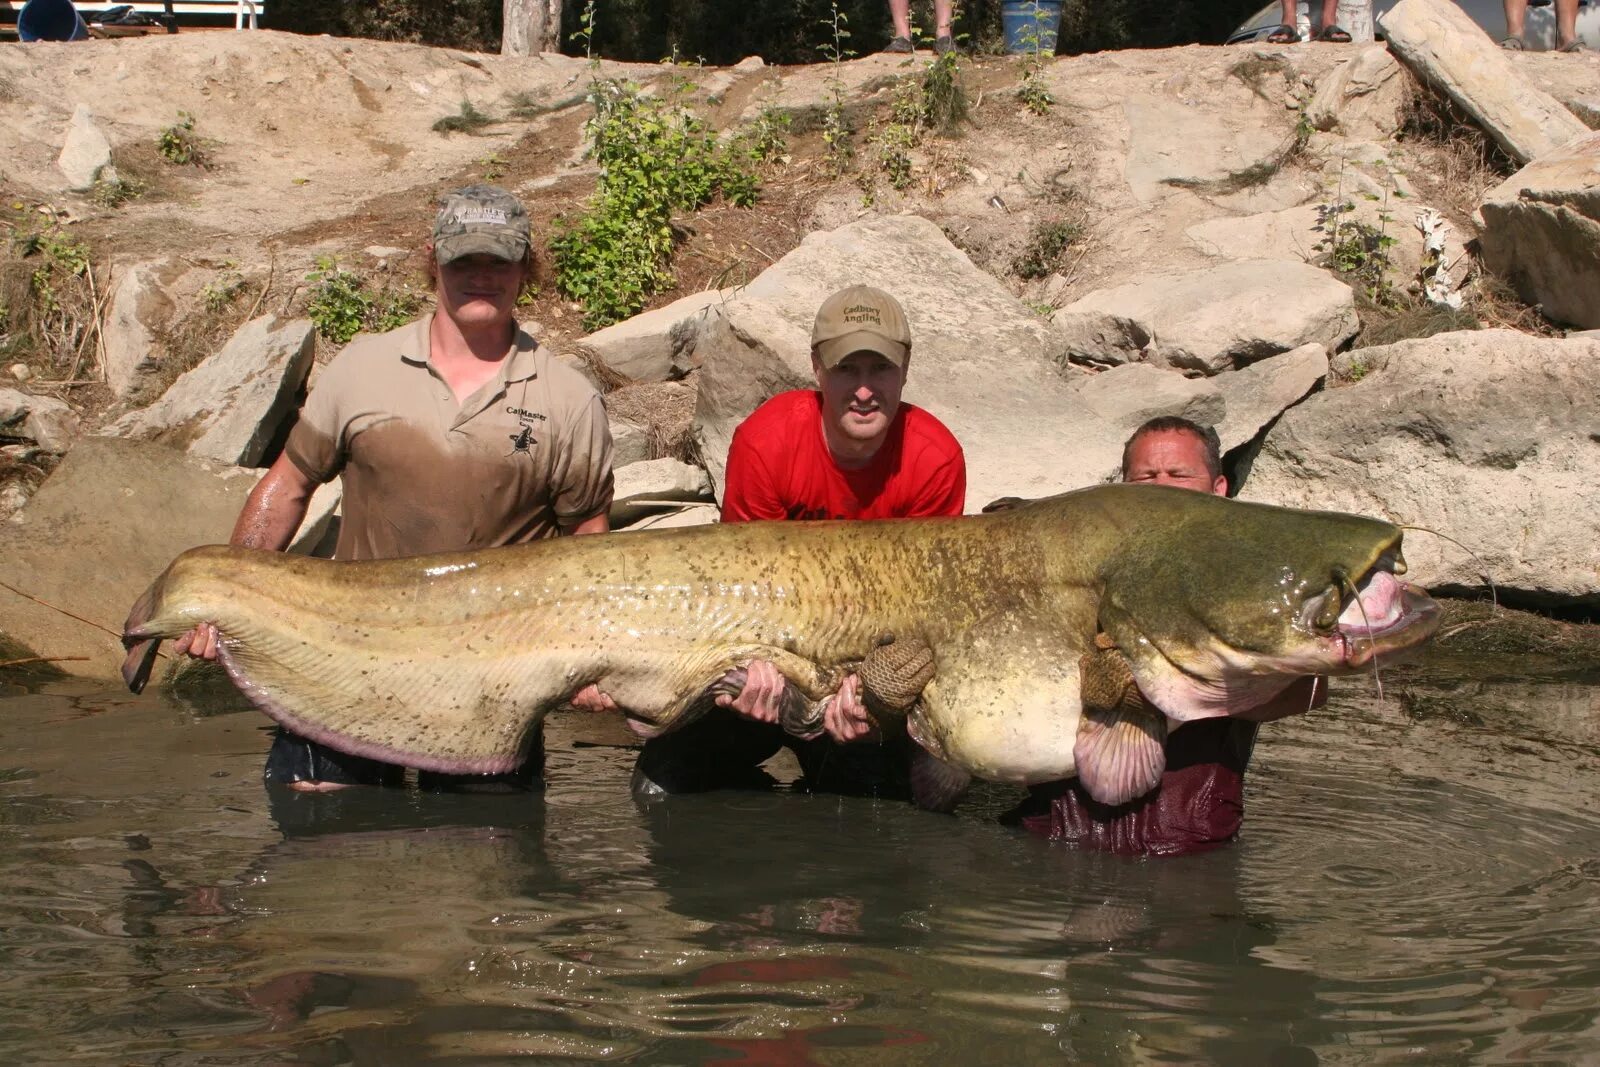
121, 485, 1440, 793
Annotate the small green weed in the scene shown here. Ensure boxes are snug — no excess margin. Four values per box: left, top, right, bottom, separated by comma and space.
1013, 218, 1083, 280
818, 0, 856, 177
90, 175, 146, 209
475, 153, 508, 182
201, 272, 248, 313
2, 209, 96, 371
158, 112, 206, 167
432, 100, 495, 136
1314, 200, 1398, 305
921, 51, 968, 133
733, 108, 793, 166
304, 256, 421, 344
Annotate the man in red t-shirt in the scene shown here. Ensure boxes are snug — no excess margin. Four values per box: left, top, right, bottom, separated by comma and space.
632, 284, 967, 799
998, 416, 1326, 854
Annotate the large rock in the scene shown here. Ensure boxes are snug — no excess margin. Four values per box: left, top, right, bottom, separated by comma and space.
1478, 130, 1600, 330
1211, 342, 1329, 454
1379, 0, 1589, 166
688, 215, 1134, 509
577, 289, 728, 383
0, 438, 259, 678
1238, 330, 1600, 605
57, 104, 114, 191
101, 260, 177, 397
610, 457, 714, 527
0, 388, 80, 453
1050, 261, 1357, 375
109, 315, 314, 466
1306, 45, 1405, 140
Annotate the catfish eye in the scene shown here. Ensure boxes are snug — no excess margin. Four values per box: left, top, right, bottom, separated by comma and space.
1303, 586, 1342, 631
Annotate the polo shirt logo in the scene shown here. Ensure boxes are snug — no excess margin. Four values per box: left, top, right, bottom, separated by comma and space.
508, 425, 537, 456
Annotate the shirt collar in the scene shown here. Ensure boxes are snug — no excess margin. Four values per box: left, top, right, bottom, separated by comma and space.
397, 313, 541, 383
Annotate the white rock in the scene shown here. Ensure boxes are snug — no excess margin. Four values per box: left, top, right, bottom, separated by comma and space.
57, 104, 115, 192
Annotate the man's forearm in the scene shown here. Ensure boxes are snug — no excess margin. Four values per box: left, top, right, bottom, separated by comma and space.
230, 455, 316, 551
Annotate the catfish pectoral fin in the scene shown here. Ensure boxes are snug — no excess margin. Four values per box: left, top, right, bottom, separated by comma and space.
1074, 640, 1167, 806
909, 742, 972, 814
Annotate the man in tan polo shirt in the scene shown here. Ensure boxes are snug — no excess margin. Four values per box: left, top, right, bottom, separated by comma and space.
179, 184, 614, 792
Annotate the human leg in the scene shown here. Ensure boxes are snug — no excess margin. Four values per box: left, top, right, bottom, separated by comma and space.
1315, 0, 1351, 42
885, 0, 913, 51
1502, 0, 1527, 47
933, 0, 954, 51
1555, 0, 1581, 49
1266, 0, 1301, 43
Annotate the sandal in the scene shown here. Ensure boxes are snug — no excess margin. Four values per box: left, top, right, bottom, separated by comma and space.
1499, 34, 1525, 49
1558, 39, 1586, 52
1316, 24, 1353, 43
1265, 24, 1301, 43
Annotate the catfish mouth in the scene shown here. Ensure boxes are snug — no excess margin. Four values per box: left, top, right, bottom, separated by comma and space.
1300, 554, 1442, 668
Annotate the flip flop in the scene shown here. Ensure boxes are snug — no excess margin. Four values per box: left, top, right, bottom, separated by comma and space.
1265, 24, 1301, 43
1500, 34, 1525, 49
1316, 24, 1353, 43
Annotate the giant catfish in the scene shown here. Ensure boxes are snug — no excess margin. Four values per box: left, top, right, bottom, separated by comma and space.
121, 484, 1441, 806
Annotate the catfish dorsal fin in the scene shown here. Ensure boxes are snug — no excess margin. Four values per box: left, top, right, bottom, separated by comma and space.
1073, 634, 1167, 806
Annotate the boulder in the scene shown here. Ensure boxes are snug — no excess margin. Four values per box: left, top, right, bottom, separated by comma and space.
1238, 330, 1600, 605
1050, 261, 1357, 375
101, 260, 177, 397
1121, 94, 1293, 206
688, 214, 1132, 509
619, 502, 720, 531
1306, 45, 1405, 140
0, 438, 259, 678
1066, 364, 1224, 438
1478, 130, 1600, 330
108, 315, 315, 467
57, 104, 114, 191
1379, 0, 1588, 166
0, 388, 81, 454
610, 457, 714, 528
577, 289, 728, 382
1211, 342, 1329, 453
609, 415, 653, 468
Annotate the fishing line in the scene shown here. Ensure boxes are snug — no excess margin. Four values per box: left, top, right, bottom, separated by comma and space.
1335, 568, 1384, 705
1398, 524, 1498, 611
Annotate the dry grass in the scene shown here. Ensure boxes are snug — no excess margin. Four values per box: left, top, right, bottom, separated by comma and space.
1227, 54, 1294, 104
132, 272, 272, 407
605, 379, 698, 462
1395, 78, 1517, 219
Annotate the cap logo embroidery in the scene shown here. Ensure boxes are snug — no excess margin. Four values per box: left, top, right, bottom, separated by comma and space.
451, 207, 509, 226
842, 305, 883, 327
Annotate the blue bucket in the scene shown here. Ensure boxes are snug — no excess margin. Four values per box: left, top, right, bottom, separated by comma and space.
1001, 0, 1063, 54
18, 0, 90, 41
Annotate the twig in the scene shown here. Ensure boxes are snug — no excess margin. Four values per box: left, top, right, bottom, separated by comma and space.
245, 256, 275, 321
0, 655, 89, 669
29, 379, 101, 388
0, 578, 133, 644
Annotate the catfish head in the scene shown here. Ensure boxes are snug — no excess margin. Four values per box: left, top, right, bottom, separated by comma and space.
1092, 486, 1441, 724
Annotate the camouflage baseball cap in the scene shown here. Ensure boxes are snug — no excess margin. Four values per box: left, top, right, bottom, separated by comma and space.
811, 284, 912, 368
432, 184, 531, 265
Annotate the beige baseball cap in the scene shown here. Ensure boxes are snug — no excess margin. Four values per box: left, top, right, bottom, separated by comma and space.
811, 284, 912, 368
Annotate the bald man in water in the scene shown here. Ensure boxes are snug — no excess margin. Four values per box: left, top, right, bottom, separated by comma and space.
998, 416, 1326, 854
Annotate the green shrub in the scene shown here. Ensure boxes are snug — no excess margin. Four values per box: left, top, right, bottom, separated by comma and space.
158, 112, 206, 167
305, 257, 421, 343
550, 79, 760, 330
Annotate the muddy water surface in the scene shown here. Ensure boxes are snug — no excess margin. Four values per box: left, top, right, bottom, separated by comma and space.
3, 650, 1600, 1064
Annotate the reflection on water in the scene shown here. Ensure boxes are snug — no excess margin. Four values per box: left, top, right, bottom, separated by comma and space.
3, 651, 1600, 1064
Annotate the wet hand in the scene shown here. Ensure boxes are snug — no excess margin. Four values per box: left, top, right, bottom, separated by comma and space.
173, 623, 220, 660
717, 658, 787, 723
822, 673, 876, 743
571, 684, 616, 713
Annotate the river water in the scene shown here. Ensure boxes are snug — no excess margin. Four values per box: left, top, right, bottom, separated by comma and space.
4, 649, 1600, 1065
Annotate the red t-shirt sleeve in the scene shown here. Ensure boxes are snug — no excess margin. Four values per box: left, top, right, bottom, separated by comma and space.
899, 411, 967, 517
905, 453, 966, 517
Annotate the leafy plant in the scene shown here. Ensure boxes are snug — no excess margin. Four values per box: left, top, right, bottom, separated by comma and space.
733, 108, 793, 165
432, 100, 495, 135
158, 112, 206, 167
90, 175, 146, 209
818, 0, 855, 178
1015, 1, 1055, 117
549, 79, 762, 330
1013, 218, 1083, 279
201, 272, 248, 313
921, 50, 968, 133
304, 256, 421, 343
